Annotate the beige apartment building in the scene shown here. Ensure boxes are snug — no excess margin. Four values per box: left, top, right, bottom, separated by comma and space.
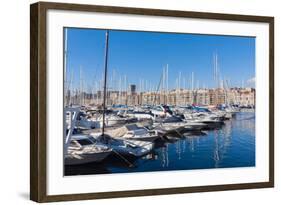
66, 87, 255, 107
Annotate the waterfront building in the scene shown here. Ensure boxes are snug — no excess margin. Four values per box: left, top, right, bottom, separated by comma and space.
65, 86, 255, 107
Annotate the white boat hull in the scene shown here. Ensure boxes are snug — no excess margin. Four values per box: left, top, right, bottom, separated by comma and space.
65, 150, 111, 165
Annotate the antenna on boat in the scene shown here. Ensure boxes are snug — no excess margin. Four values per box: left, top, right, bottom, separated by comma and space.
102, 30, 110, 137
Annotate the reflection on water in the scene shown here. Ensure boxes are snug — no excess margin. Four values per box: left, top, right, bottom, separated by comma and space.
65, 112, 255, 176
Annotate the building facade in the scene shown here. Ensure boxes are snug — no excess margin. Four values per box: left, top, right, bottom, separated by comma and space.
65, 87, 255, 107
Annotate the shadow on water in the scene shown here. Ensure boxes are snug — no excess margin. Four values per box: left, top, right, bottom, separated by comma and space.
65, 152, 139, 176
65, 163, 111, 175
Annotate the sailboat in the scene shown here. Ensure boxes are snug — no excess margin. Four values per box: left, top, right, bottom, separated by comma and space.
93, 30, 156, 158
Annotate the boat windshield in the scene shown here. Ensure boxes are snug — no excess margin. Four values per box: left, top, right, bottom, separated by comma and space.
76, 139, 93, 145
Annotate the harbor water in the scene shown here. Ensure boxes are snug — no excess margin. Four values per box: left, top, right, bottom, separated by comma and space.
65, 112, 255, 175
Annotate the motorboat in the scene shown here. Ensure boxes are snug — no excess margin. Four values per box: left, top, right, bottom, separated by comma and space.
106, 124, 160, 142
65, 134, 112, 165
90, 133, 155, 157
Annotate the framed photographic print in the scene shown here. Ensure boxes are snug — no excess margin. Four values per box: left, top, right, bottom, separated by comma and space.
30, 1, 274, 202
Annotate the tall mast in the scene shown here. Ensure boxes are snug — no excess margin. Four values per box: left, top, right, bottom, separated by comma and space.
179, 71, 181, 89
161, 67, 166, 104
191, 71, 194, 105
191, 72, 194, 91
119, 76, 122, 104
214, 52, 219, 88
79, 66, 83, 106
166, 64, 169, 104
64, 28, 68, 106
183, 77, 186, 105
124, 75, 127, 105
69, 69, 73, 105
213, 52, 220, 105
175, 78, 178, 106
213, 53, 216, 87
102, 30, 110, 136
178, 71, 181, 105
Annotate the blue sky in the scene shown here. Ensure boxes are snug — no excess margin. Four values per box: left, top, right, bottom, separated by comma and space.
65, 27, 255, 91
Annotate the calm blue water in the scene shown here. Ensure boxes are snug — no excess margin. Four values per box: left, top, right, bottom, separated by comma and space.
65, 112, 255, 175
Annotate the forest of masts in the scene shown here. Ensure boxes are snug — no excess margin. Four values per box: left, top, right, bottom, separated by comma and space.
64, 54, 250, 107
